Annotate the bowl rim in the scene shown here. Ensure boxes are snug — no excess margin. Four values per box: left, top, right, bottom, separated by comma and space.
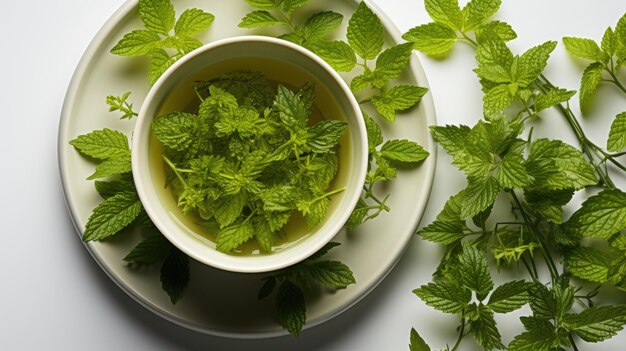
131, 35, 368, 273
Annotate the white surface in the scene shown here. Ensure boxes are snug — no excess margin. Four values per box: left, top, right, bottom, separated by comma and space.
1, 0, 625, 350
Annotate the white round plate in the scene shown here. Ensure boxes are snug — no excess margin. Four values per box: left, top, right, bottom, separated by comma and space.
58, 0, 436, 338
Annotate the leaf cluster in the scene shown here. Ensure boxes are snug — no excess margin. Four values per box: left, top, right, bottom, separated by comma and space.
152, 71, 347, 253
111, 0, 215, 84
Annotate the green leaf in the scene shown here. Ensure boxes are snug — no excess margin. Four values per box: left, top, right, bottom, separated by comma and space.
424, 0, 463, 30
174, 8, 214, 36
487, 280, 531, 313
566, 246, 614, 283
364, 113, 383, 152
461, 176, 501, 219
216, 222, 255, 253
275, 85, 308, 131
83, 192, 143, 241
471, 304, 504, 350
372, 85, 428, 122
529, 283, 556, 320
403, 22, 458, 56
564, 189, 626, 239
563, 37, 608, 63
607, 112, 626, 152
87, 156, 132, 180
151, 112, 197, 151
302, 11, 343, 40
526, 138, 597, 191
307, 120, 348, 152
482, 84, 513, 116
413, 282, 471, 314
380, 139, 429, 164
281, 0, 309, 14
463, 0, 502, 31
139, 0, 175, 35
616, 13, 626, 49
303, 260, 355, 289
496, 144, 530, 189
244, 0, 282, 10
508, 318, 557, 351
95, 178, 135, 199
533, 87, 576, 112
346, 198, 369, 229
212, 193, 246, 228
457, 245, 493, 299
69, 128, 130, 160
418, 220, 466, 245
430, 124, 471, 156
160, 248, 189, 304
299, 197, 330, 230
124, 233, 173, 264
476, 20, 517, 43
163, 35, 202, 54
110, 29, 162, 57
409, 328, 431, 351
347, 2, 384, 60
306, 242, 340, 261
524, 189, 574, 224
602, 27, 618, 56
516, 41, 557, 85
258, 277, 277, 299
563, 305, 626, 342
309, 40, 356, 72
474, 39, 513, 83
276, 281, 306, 337
580, 62, 604, 112
149, 49, 176, 85
238, 10, 286, 28
373, 42, 414, 85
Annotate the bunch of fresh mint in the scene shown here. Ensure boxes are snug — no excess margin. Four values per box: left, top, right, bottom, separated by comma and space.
153, 72, 347, 253
404, 0, 626, 350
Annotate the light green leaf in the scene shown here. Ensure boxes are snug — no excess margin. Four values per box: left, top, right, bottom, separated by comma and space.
149, 49, 176, 85
238, 10, 286, 28
487, 280, 531, 313
281, 0, 309, 14
83, 192, 143, 241
364, 113, 383, 152
373, 42, 415, 85
508, 318, 557, 351
347, 2, 384, 60
151, 112, 197, 151
580, 62, 604, 112
413, 282, 471, 314
139, 0, 175, 35
563, 305, 626, 342
275, 85, 308, 131
533, 87, 576, 112
372, 85, 427, 121
566, 246, 614, 283
302, 11, 343, 40
563, 37, 608, 63
309, 40, 356, 72
516, 41, 557, 85
304, 260, 355, 289
174, 9, 214, 36
471, 304, 504, 350
607, 112, 626, 152
483, 84, 513, 116
350, 73, 372, 92
160, 248, 189, 304
429, 124, 471, 156
424, 0, 463, 30
463, 0, 502, 31
306, 120, 348, 152
602, 27, 617, 56
564, 189, 626, 239
495, 141, 530, 189
69, 128, 130, 160
380, 139, 429, 163
244, 0, 282, 10
216, 222, 255, 253
276, 281, 306, 337
212, 193, 246, 228
87, 156, 132, 180
409, 328, 431, 351
476, 20, 516, 44
418, 220, 466, 245
474, 39, 513, 83
163, 35, 202, 54
457, 245, 493, 299
461, 176, 501, 219
110, 29, 162, 56
403, 22, 458, 56
616, 13, 626, 49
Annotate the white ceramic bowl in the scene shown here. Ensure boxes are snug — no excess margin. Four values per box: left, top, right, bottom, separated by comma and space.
132, 36, 368, 273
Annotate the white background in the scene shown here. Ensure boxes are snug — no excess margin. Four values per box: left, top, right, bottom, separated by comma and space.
2, 0, 626, 350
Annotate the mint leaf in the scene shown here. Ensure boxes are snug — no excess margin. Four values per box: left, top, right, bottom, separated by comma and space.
281, 0, 309, 14
238, 10, 286, 28
139, 0, 175, 35
533, 87, 576, 112
216, 222, 255, 253
364, 113, 383, 152
304, 260, 355, 289
602, 27, 617, 56
124, 233, 173, 264
496, 141, 530, 189
524, 189, 574, 224
372, 43, 414, 86
564, 189, 626, 239
483, 84, 513, 115
69, 129, 130, 160
258, 277, 277, 299
380, 139, 429, 164
152, 112, 197, 151
149, 49, 177, 85
110, 29, 162, 56
244, 0, 281, 10
305, 241, 341, 261
418, 220, 466, 245
608, 112, 626, 152
277, 281, 306, 337
160, 248, 189, 304
424, 0, 463, 30
163, 35, 202, 54
105, 92, 138, 120
563, 37, 608, 63
275, 85, 308, 131
430, 124, 471, 156
457, 245, 493, 300
174, 8, 215, 36
309, 40, 356, 72
87, 156, 132, 180
95, 177, 135, 199
347, 2, 384, 60
413, 282, 471, 314
487, 280, 531, 313
302, 11, 343, 40
463, 0, 502, 31
508, 318, 557, 351
566, 246, 614, 283
372, 85, 428, 122
83, 192, 143, 241
580, 62, 604, 112
307, 120, 348, 152
471, 304, 504, 350
461, 176, 500, 219
409, 329, 432, 351
476, 20, 517, 43
516, 41, 557, 85
403, 22, 458, 56
563, 305, 626, 342
475, 39, 513, 83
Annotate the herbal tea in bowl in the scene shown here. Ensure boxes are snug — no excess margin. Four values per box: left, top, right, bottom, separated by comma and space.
132, 36, 368, 273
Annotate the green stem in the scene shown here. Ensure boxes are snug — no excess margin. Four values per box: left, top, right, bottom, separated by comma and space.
162, 155, 189, 188
607, 68, 626, 95
460, 32, 478, 47
450, 316, 466, 351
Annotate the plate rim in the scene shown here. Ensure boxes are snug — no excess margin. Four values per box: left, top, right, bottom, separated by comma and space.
57, 0, 438, 339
